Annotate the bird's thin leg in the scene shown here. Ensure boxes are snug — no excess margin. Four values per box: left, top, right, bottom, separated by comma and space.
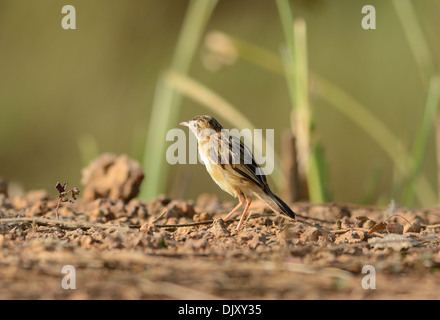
223, 194, 245, 221
236, 196, 252, 230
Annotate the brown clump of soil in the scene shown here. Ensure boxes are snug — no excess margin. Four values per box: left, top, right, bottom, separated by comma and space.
80, 153, 144, 202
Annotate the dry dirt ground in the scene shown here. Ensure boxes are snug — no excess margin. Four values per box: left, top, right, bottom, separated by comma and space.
1, 188, 440, 300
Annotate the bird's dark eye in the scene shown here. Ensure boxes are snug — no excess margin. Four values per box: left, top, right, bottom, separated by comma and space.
193, 123, 197, 127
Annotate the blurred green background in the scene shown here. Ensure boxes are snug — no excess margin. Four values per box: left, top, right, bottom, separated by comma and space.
1, 0, 439, 207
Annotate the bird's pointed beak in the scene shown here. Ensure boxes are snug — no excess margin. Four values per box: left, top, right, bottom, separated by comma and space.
179, 121, 189, 127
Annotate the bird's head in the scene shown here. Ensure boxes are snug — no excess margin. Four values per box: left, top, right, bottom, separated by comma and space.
180, 115, 223, 140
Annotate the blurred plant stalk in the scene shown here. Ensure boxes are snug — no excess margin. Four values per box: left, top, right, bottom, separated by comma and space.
141, 0, 218, 200
203, 23, 438, 207
276, 0, 327, 203
392, 0, 440, 206
436, 116, 440, 204
402, 76, 440, 206
290, 19, 312, 200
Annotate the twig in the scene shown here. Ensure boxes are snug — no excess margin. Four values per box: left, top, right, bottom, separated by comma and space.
0, 217, 120, 231
0, 214, 267, 231
367, 214, 415, 235
295, 213, 332, 224
151, 208, 168, 224
0, 212, 338, 232
330, 227, 370, 234
152, 220, 214, 228
152, 213, 273, 229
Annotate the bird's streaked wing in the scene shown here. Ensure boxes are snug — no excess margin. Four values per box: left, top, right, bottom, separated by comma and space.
219, 132, 270, 192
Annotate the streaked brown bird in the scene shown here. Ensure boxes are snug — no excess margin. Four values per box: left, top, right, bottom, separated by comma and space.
180, 115, 296, 230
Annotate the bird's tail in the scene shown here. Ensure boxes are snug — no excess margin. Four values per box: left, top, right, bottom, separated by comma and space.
262, 191, 296, 220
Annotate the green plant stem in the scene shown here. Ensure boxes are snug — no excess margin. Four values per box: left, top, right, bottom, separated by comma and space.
319, 76, 438, 206
402, 75, 440, 206
141, 0, 218, 200
392, 0, 436, 87
436, 115, 440, 204
276, 0, 327, 203
275, 0, 297, 120
392, 0, 439, 207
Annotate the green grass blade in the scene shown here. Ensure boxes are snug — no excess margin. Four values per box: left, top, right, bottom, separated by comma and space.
392, 0, 436, 86
316, 75, 436, 206
308, 143, 328, 203
402, 75, 440, 206
436, 116, 440, 204
276, 0, 327, 203
392, 0, 439, 207
276, 0, 296, 115
360, 166, 383, 205
291, 19, 311, 176
164, 71, 255, 130
140, 0, 218, 201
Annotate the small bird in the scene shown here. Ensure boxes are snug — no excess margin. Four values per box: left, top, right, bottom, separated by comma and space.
180, 115, 296, 230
